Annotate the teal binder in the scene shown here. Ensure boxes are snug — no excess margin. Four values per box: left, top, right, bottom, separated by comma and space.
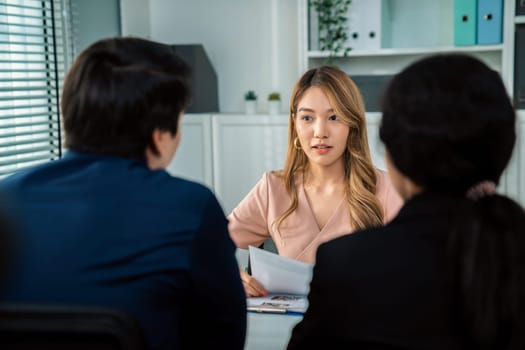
477, 0, 503, 44
454, 0, 477, 46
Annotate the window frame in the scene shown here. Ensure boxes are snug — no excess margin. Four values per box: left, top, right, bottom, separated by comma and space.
0, 0, 72, 177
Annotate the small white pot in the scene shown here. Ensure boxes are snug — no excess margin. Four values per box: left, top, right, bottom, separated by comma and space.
245, 100, 257, 114
268, 100, 281, 115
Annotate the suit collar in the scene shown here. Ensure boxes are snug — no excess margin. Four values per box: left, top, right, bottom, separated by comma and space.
63, 150, 147, 166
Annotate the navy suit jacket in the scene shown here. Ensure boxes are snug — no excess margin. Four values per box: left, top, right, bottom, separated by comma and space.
0, 151, 246, 350
288, 192, 470, 350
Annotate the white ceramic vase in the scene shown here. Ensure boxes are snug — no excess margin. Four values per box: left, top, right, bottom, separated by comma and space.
245, 100, 257, 115
268, 100, 281, 115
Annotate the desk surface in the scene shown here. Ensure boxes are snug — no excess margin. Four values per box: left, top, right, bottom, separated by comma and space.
245, 312, 303, 350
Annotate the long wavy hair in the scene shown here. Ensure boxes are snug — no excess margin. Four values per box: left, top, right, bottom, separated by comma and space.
273, 66, 383, 234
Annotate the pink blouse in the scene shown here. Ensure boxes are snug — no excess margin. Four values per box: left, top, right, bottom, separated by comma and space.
228, 170, 403, 264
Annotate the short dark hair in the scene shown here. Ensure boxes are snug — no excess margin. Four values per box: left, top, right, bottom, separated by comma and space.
380, 53, 515, 194
61, 37, 192, 159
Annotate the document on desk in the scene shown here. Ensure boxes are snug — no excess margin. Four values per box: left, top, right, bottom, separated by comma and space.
247, 246, 313, 314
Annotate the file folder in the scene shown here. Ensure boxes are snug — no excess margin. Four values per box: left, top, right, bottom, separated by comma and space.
347, 0, 382, 50
454, 0, 477, 46
477, 0, 503, 44
515, 25, 525, 109
309, 6, 319, 51
517, 0, 525, 16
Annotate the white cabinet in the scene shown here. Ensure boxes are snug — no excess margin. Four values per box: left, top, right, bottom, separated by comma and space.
500, 112, 525, 204
365, 113, 387, 171
167, 114, 213, 189
168, 114, 289, 214
212, 115, 289, 213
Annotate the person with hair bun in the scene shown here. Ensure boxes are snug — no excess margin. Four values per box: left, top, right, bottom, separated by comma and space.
229, 66, 402, 297
288, 53, 525, 349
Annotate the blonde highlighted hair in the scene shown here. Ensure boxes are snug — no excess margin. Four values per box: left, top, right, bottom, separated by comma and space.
273, 66, 383, 233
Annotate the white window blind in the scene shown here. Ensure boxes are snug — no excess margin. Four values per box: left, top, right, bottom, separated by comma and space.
0, 0, 71, 177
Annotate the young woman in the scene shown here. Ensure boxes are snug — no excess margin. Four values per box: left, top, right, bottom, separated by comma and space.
288, 54, 525, 349
228, 66, 402, 296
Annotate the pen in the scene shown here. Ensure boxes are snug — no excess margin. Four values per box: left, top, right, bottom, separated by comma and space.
247, 306, 287, 314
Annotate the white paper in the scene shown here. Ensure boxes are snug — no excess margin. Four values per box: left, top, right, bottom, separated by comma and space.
248, 245, 313, 295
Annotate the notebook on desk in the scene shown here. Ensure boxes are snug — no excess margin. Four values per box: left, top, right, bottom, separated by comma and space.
247, 293, 308, 314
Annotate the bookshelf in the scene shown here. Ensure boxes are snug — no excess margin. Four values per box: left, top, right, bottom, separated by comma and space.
299, 0, 516, 104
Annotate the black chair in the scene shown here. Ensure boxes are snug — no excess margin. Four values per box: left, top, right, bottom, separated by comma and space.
0, 303, 147, 350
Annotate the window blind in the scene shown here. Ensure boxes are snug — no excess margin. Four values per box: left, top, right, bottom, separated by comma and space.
0, 0, 71, 177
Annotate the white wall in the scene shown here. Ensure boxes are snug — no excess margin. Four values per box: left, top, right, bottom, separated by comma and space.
120, 0, 151, 38
72, 0, 121, 56
121, 0, 299, 113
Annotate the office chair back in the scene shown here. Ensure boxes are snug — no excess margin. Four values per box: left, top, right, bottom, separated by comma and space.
0, 303, 147, 350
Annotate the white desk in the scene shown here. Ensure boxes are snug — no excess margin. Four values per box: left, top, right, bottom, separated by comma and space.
245, 312, 303, 350
237, 248, 304, 349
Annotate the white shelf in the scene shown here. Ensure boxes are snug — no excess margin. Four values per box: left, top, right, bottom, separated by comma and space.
307, 45, 504, 59
516, 16, 525, 24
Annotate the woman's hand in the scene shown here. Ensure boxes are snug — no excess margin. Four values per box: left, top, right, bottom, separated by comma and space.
240, 268, 268, 297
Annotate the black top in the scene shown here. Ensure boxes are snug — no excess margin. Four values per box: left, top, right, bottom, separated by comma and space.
288, 192, 469, 350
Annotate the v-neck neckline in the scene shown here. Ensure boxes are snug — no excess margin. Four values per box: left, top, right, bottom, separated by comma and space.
300, 179, 346, 232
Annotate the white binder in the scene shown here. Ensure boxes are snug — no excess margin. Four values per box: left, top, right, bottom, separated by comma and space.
347, 0, 384, 50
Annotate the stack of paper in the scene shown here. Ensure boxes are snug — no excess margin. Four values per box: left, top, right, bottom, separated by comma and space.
246, 246, 313, 314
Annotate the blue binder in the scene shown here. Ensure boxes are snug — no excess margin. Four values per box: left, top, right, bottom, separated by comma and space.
454, 0, 477, 46
477, 0, 503, 44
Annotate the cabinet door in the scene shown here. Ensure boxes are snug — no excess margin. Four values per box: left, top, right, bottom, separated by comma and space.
166, 114, 213, 189
500, 112, 525, 206
212, 115, 289, 213
365, 113, 386, 171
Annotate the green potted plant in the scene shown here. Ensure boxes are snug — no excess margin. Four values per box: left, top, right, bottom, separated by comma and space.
310, 0, 352, 61
244, 90, 257, 114
267, 92, 281, 115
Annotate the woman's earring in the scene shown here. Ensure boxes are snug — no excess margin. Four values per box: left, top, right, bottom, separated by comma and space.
293, 137, 302, 150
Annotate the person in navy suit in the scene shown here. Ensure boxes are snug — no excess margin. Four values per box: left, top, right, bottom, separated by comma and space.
0, 195, 12, 284
288, 54, 525, 349
0, 37, 246, 350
